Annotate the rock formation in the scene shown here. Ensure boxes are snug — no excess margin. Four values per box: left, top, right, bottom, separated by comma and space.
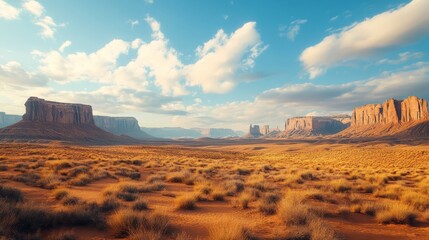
94, 116, 152, 139
281, 116, 351, 137
247, 124, 262, 137
0, 112, 21, 128
23, 97, 94, 125
340, 96, 429, 138
351, 96, 429, 127
0, 97, 137, 143
260, 125, 270, 135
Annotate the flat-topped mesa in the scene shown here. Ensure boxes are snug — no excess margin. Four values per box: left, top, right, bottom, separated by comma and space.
23, 97, 94, 125
94, 116, 140, 133
351, 96, 429, 127
248, 124, 262, 137
284, 116, 351, 136
0, 112, 22, 128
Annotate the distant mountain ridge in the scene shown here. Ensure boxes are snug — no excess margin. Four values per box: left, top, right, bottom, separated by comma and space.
0, 112, 21, 128
94, 116, 153, 139
142, 127, 244, 139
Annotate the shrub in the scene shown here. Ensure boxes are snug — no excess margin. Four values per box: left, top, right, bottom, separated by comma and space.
401, 191, 429, 211
116, 192, 137, 202
101, 196, 120, 212
52, 189, 69, 200
108, 209, 170, 238
0, 164, 8, 171
56, 202, 102, 226
69, 173, 91, 186
208, 221, 249, 240
62, 196, 80, 206
278, 194, 313, 226
330, 179, 352, 193
14, 202, 55, 233
0, 185, 24, 202
376, 202, 417, 225
133, 199, 149, 211
212, 190, 225, 201
175, 194, 197, 210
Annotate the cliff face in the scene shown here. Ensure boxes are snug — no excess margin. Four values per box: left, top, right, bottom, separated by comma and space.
94, 116, 152, 139
283, 116, 350, 137
260, 125, 270, 135
0, 112, 21, 128
247, 124, 262, 137
351, 96, 429, 127
23, 97, 94, 125
0, 97, 136, 143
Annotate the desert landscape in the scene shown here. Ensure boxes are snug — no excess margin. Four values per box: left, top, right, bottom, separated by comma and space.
1, 0, 429, 239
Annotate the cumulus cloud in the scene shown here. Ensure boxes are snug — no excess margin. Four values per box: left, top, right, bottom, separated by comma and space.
300, 0, 429, 79
22, 0, 43, 17
186, 22, 267, 93
0, 61, 48, 87
0, 0, 19, 20
33, 17, 266, 96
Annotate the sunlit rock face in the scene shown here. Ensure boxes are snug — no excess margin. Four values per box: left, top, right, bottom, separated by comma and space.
351, 96, 429, 127
23, 97, 94, 125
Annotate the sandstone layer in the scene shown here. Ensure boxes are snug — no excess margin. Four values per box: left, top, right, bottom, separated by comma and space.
340, 96, 429, 138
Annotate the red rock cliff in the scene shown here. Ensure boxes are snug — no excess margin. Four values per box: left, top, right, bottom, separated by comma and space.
22, 97, 95, 125
351, 96, 429, 127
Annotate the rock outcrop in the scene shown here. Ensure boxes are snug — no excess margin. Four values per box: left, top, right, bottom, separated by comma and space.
340, 96, 429, 138
23, 97, 94, 125
351, 96, 429, 127
0, 112, 21, 128
246, 124, 262, 138
260, 125, 270, 135
94, 116, 152, 139
281, 116, 351, 137
0, 97, 137, 143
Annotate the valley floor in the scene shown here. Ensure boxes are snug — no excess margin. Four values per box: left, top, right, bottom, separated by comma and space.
1, 139, 429, 239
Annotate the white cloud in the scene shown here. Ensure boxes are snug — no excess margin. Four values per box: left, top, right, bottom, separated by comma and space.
145, 0, 154, 4
378, 51, 424, 65
0, 61, 47, 87
33, 39, 131, 83
32, 17, 266, 96
0, 0, 20, 20
22, 0, 43, 17
330, 16, 338, 21
284, 19, 307, 41
59, 40, 72, 52
21, 0, 60, 39
300, 0, 429, 79
186, 22, 267, 93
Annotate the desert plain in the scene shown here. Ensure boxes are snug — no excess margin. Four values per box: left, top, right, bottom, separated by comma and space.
1, 139, 429, 240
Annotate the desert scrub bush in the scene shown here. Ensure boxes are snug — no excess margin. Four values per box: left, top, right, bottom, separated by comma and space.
0, 185, 24, 202
139, 182, 166, 193
350, 201, 386, 216
234, 167, 251, 175
330, 179, 352, 193
300, 171, 318, 181
224, 180, 245, 196
376, 202, 417, 225
374, 185, 402, 200
194, 182, 212, 195
56, 202, 103, 227
101, 196, 120, 213
147, 174, 166, 183
167, 170, 192, 183
62, 196, 81, 206
12, 172, 41, 186
258, 192, 282, 215
115, 167, 141, 180
52, 189, 69, 200
175, 194, 197, 210
235, 193, 251, 209
108, 209, 170, 238
13, 202, 55, 233
69, 173, 92, 186
133, 198, 149, 211
211, 189, 226, 201
66, 166, 90, 177
278, 192, 313, 226
401, 191, 429, 211
208, 220, 249, 240
47, 160, 74, 171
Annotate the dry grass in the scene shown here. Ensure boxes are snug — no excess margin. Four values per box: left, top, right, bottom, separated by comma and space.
208, 220, 249, 240
175, 194, 197, 210
376, 202, 418, 225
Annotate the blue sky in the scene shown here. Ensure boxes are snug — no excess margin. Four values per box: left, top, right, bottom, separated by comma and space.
1, 0, 429, 131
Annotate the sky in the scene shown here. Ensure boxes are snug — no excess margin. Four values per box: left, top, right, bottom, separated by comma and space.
1, 0, 429, 131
